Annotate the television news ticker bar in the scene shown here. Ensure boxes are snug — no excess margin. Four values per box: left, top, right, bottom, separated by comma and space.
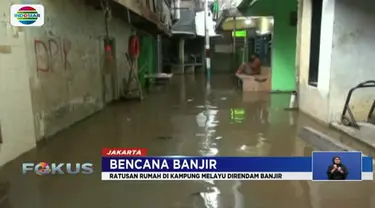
101, 172, 373, 181
100, 150, 373, 181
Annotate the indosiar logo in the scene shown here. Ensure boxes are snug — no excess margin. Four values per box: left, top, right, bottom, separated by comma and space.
22, 162, 94, 175
10, 4, 44, 27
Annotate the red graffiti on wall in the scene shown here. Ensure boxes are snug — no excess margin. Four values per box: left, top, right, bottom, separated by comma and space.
34, 38, 71, 72
48, 39, 59, 71
34, 40, 49, 72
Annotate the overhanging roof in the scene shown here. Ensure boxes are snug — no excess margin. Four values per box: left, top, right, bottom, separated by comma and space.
171, 8, 196, 36
237, 0, 259, 10
214, 8, 244, 32
215, 0, 262, 31
109, 0, 172, 36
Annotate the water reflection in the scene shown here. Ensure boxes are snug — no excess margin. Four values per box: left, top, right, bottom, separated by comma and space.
230, 108, 245, 124
194, 81, 245, 208
198, 187, 221, 208
237, 132, 271, 156
0, 74, 374, 208
0, 182, 10, 207
195, 82, 221, 208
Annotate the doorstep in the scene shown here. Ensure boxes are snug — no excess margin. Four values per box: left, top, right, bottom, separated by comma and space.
330, 121, 375, 151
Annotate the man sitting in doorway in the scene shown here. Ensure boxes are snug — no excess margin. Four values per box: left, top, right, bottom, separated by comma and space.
236, 54, 262, 75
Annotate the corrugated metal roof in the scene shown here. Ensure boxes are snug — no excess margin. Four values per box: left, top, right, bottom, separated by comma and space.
171, 8, 196, 35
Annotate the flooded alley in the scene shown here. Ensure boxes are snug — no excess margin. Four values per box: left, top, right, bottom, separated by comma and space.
0, 74, 374, 208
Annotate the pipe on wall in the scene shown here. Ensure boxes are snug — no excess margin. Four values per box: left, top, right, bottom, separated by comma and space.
126, 8, 132, 26
157, 35, 163, 73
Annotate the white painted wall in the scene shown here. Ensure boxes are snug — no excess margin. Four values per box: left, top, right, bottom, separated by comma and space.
298, 0, 336, 123
317, 0, 335, 97
0, 0, 36, 167
298, 0, 333, 123
195, 11, 219, 37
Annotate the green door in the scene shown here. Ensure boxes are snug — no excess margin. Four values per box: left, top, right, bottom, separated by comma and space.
138, 36, 157, 87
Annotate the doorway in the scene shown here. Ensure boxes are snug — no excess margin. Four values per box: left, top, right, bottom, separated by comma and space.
212, 16, 274, 76
231, 16, 274, 72
308, 0, 323, 86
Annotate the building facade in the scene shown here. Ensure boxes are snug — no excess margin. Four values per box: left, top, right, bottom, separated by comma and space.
297, 0, 375, 124
0, 0, 172, 166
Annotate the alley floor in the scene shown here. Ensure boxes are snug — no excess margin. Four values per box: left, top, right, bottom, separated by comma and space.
0, 74, 374, 208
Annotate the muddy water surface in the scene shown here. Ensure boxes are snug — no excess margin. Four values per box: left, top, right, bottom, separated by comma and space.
0, 75, 374, 208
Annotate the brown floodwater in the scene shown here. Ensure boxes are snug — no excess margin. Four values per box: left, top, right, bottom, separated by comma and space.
0, 74, 373, 208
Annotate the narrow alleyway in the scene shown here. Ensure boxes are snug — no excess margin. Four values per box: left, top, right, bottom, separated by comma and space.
0, 74, 374, 208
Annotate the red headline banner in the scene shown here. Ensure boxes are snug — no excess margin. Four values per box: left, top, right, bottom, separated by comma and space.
102, 148, 147, 157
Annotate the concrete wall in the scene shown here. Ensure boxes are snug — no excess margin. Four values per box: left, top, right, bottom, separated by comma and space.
328, 0, 375, 121
0, 0, 133, 166
298, 0, 375, 123
26, 0, 131, 140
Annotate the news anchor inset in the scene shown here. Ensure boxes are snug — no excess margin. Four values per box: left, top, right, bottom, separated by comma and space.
327, 156, 348, 180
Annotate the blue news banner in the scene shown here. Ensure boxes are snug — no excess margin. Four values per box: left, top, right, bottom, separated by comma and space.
101, 152, 373, 181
